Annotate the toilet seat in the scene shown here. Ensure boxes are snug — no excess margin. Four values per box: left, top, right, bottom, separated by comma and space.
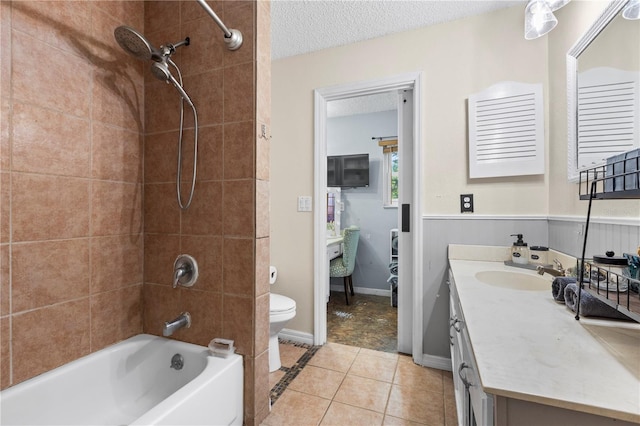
270, 293, 296, 315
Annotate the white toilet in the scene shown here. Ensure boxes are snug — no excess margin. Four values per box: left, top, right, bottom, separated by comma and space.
269, 266, 296, 372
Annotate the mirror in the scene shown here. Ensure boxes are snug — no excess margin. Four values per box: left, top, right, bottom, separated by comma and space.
567, 0, 640, 180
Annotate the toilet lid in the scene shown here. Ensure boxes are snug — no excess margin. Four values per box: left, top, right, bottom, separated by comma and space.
270, 293, 296, 313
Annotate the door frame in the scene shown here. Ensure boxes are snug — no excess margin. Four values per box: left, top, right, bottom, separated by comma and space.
313, 72, 424, 363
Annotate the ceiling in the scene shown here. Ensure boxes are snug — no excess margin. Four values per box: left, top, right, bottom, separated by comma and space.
271, 0, 525, 117
271, 0, 525, 61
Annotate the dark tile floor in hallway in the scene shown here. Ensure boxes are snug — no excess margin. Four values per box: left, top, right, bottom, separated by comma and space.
327, 291, 397, 353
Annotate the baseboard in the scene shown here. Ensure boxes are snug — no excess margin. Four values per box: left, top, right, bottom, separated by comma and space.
418, 353, 452, 371
278, 328, 314, 345
329, 284, 391, 297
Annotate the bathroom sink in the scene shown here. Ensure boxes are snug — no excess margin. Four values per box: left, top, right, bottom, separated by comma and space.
475, 270, 550, 291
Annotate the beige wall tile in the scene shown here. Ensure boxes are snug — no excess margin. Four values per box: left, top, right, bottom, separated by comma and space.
144, 183, 180, 234
91, 234, 143, 294
180, 235, 223, 293
181, 181, 223, 235
93, 72, 144, 133
145, 79, 181, 134
222, 294, 253, 356
0, 172, 8, 244
185, 68, 224, 127
144, 130, 179, 184
12, 299, 90, 384
255, 236, 269, 297
0, 2, 11, 107
254, 349, 270, 417
256, 180, 269, 238
223, 179, 255, 237
223, 1, 255, 67
12, 239, 90, 313
144, 233, 180, 286
90, 284, 143, 351
0, 98, 10, 172
92, 123, 143, 183
10, 1, 92, 58
256, 124, 270, 181
179, 289, 222, 346
224, 121, 255, 179
193, 125, 223, 182
12, 102, 91, 177
142, 283, 181, 337
12, 173, 90, 242
180, 16, 224, 77
223, 62, 254, 123
91, 181, 142, 236
0, 317, 10, 389
144, 1, 180, 35
0, 244, 8, 316
255, 293, 269, 354
93, 1, 144, 31
223, 237, 255, 297
12, 31, 91, 119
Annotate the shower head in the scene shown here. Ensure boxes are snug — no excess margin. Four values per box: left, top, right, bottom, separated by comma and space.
151, 61, 194, 108
114, 25, 157, 61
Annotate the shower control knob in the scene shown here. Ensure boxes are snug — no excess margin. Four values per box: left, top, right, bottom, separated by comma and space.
173, 254, 199, 288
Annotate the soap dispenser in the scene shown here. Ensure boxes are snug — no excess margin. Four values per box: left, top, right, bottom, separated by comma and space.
510, 234, 529, 265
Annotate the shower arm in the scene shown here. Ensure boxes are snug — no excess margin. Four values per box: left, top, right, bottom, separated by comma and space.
196, 0, 243, 51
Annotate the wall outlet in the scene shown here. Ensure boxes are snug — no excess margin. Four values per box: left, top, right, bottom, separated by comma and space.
297, 196, 312, 212
460, 194, 474, 213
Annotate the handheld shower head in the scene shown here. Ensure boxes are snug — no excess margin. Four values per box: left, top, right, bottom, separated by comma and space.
151, 61, 194, 108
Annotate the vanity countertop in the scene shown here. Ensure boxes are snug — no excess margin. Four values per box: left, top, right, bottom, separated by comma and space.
448, 244, 640, 423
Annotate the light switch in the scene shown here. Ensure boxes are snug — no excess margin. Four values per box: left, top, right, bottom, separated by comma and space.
297, 196, 312, 212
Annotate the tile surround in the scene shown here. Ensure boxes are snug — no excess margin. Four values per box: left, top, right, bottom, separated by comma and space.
3, 2, 269, 425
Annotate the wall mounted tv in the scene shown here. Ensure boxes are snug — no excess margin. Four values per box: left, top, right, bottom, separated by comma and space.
327, 153, 369, 188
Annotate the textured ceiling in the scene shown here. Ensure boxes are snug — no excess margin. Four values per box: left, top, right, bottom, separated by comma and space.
271, 0, 525, 60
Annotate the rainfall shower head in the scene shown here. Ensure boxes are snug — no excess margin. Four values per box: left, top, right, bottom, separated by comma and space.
114, 25, 158, 61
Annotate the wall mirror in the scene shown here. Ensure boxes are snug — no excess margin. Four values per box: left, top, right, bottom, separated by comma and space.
567, 0, 640, 181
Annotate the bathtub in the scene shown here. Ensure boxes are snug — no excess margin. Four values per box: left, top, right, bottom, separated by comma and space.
0, 334, 243, 425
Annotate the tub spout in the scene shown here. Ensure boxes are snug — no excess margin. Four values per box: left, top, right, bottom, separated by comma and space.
163, 312, 191, 336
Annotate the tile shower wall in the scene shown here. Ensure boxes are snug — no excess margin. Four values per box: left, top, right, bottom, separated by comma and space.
1, 1, 270, 424
0, 1, 145, 388
142, 2, 270, 425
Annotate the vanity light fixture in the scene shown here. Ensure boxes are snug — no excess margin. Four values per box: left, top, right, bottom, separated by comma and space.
623, 0, 640, 20
524, 0, 571, 40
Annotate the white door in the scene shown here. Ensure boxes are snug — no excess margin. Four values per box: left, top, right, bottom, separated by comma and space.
397, 89, 413, 354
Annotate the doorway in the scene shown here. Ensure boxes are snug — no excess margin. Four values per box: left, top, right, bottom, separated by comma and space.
313, 73, 423, 364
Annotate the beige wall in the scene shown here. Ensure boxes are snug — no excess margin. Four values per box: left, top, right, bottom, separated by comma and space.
271, 5, 549, 335
1, 1, 270, 424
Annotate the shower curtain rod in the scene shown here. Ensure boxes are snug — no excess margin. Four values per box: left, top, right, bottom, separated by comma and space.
196, 0, 243, 50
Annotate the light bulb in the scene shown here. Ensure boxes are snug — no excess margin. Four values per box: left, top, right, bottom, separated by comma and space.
623, 0, 640, 20
524, 0, 558, 40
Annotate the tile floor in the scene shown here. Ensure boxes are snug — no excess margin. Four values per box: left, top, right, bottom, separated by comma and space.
263, 341, 457, 426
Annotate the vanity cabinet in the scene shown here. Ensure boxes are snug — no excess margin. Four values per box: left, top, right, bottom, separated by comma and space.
448, 270, 494, 426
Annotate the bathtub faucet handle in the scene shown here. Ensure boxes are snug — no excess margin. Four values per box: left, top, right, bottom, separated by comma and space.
173, 254, 199, 288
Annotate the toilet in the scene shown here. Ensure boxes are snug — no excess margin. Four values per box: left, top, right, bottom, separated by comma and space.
269, 266, 296, 372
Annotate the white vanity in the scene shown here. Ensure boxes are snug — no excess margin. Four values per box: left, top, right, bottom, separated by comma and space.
448, 244, 640, 425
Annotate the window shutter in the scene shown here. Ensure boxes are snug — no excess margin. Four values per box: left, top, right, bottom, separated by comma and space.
577, 67, 639, 169
468, 82, 544, 178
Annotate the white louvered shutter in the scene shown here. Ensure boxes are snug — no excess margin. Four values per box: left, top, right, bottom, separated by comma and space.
577, 67, 639, 169
468, 82, 544, 178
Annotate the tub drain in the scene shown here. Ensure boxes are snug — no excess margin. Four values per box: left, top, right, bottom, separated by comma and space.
170, 353, 184, 370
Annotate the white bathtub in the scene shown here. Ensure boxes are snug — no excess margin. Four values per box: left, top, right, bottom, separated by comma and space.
0, 334, 243, 425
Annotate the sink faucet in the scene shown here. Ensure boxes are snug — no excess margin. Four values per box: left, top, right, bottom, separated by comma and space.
163, 312, 191, 336
536, 259, 565, 277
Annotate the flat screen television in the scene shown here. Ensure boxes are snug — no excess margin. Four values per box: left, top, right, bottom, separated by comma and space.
327, 153, 369, 188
